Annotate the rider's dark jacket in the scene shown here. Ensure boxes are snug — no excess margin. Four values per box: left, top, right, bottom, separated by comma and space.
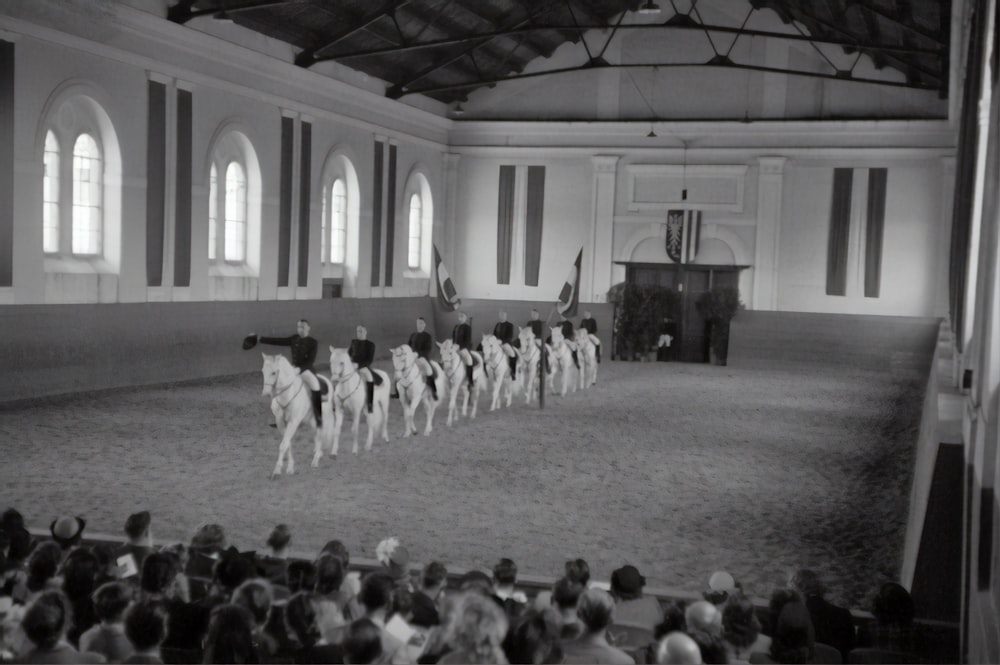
259, 334, 317, 371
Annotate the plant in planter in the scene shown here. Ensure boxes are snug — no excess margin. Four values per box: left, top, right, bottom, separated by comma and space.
612, 283, 678, 360
695, 287, 743, 365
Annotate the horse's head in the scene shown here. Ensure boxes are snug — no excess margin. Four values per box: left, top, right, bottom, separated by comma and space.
550, 326, 564, 343
575, 328, 589, 344
518, 326, 534, 345
261, 353, 279, 396
328, 346, 353, 381
391, 345, 414, 371
438, 340, 457, 365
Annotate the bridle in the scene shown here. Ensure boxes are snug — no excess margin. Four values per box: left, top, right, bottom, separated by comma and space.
265, 361, 304, 409
331, 357, 363, 404
395, 353, 421, 391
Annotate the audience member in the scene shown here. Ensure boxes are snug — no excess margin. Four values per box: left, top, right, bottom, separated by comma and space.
688, 627, 729, 664
492, 558, 527, 619
49, 516, 86, 553
61, 546, 101, 644
721, 594, 769, 662
79, 581, 134, 662
282, 591, 345, 664
122, 598, 170, 664
343, 617, 383, 665
201, 603, 259, 664
789, 569, 854, 659
257, 524, 291, 588
654, 600, 688, 639
704, 571, 740, 607
502, 608, 562, 664
140, 551, 208, 652
286, 560, 317, 594
416, 561, 448, 620
115, 512, 154, 580
657, 631, 704, 665
186, 524, 227, 591
685, 600, 723, 637
550, 577, 585, 640
321, 540, 362, 615
610, 565, 663, 631
231, 579, 278, 660
376, 537, 414, 592
763, 590, 802, 638
562, 587, 635, 665
20, 590, 106, 663
458, 570, 496, 598
359, 572, 408, 663
201, 549, 256, 613
751, 601, 814, 664
849, 582, 916, 664
437, 591, 509, 664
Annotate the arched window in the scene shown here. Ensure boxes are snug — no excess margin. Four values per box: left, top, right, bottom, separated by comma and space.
224, 161, 247, 263
72, 133, 102, 256
43, 131, 60, 254
407, 193, 422, 269
208, 162, 218, 261
327, 178, 347, 264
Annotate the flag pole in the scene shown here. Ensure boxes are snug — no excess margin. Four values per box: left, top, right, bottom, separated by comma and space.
539, 305, 559, 411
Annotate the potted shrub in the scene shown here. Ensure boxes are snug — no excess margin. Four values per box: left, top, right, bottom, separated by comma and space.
695, 287, 742, 365
611, 283, 677, 360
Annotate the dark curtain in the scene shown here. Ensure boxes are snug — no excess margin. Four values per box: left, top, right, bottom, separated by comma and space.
174, 88, 192, 287
370, 140, 384, 286
524, 166, 546, 287
145, 80, 166, 287
496, 165, 515, 284
0, 41, 10, 286
297, 121, 311, 288
278, 116, 294, 287
384, 143, 397, 287
864, 168, 887, 298
825, 168, 853, 296
949, 0, 987, 351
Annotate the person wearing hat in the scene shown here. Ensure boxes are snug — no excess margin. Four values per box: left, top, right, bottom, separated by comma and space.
704, 570, 739, 606
525, 309, 543, 339
243, 318, 324, 426
609, 564, 662, 632
579, 310, 602, 363
184, 524, 227, 599
256, 524, 291, 590
405, 317, 438, 401
49, 516, 86, 553
451, 312, 475, 391
657, 631, 704, 665
114, 512, 153, 580
492, 311, 518, 380
349, 325, 383, 414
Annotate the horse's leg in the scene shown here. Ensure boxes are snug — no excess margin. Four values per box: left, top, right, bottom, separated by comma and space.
271, 400, 285, 434
331, 406, 343, 458
504, 376, 513, 408
272, 417, 299, 479
350, 403, 361, 454
423, 393, 436, 436
490, 370, 501, 411
399, 391, 413, 438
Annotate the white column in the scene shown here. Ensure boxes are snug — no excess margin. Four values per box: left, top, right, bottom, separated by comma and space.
589, 155, 619, 302
752, 156, 786, 310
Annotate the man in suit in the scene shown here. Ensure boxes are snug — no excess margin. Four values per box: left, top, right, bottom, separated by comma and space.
407, 317, 438, 400
579, 310, 601, 363
246, 319, 323, 425
349, 326, 382, 413
790, 569, 855, 660
452, 312, 474, 390
492, 311, 517, 380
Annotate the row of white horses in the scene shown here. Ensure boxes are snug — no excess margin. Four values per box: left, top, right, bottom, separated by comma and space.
259, 325, 600, 478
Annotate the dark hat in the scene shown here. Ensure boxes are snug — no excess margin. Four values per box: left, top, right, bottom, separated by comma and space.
125, 511, 151, 538
410, 592, 440, 628
242, 334, 258, 350
49, 516, 86, 549
611, 565, 645, 595
190, 523, 227, 552
214, 547, 257, 590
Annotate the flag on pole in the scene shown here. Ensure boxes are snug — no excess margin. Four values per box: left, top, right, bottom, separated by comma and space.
556, 248, 583, 318
434, 245, 461, 311
665, 210, 701, 264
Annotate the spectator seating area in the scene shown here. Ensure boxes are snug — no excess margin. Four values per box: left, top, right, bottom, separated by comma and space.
0, 508, 957, 664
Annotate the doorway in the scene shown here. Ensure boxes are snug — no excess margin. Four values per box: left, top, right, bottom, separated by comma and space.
622, 263, 741, 362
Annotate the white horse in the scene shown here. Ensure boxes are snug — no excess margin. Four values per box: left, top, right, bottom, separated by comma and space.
515, 326, 542, 404
328, 346, 390, 455
547, 326, 578, 397
574, 328, 599, 388
481, 334, 515, 411
437, 340, 487, 425
260, 354, 333, 478
391, 345, 446, 437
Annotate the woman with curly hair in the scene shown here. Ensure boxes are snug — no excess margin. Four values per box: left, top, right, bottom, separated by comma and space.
562, 588, 634, 665
19, 590, 106, 663
438, 591, 510, 664
201, 603, 259, 664
282, 591, 345, 664
722, 593, 769, 661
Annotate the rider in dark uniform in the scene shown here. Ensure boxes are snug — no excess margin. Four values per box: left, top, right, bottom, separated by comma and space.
579, 310, 601, 363
349, 325, 381, 413
407, 317, 438, 400
248, 319, 323, 426
452, 312, 475, 390
526, 309, 543, 339
492, 311, 517, 380
558, 314, 580, 370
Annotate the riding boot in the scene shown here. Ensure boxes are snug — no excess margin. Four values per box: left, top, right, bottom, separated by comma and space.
508, 356, 517, 380
596, 345, 601, 363
427, 375, 438, 401
465, 364, 474, 391
390, 382, 399, 399
366, 382, 374, 414
311, 390, 323, 426
572, 350, 580, 370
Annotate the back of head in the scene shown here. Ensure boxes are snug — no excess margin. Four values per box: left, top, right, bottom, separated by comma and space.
284, 591, 321, 647
656, 631, 704, 665
343, 617, 383, 665
231, 579, 273, 626
770, 601, 814, 664
577, 587, 615, 633
449, 591, 510, 663
23, 590, 71, 650
459, 569, 494, 596
655, 600, 688, 639
125, 598, 169, 652
315, 553, 346, 595
27, 541, 63, 592
721, 594, 760, 649
124, 511, 151, 542
286, 560, 317, 593
688, 628, 729, 665
421, 561, 448, 590
213, 549, 257, 592
141, 551, 178, 595
552, 577, 585, 611
266, 524, 291, 552
503, 609, 562, 665
767, 588, 802, 635
610, 564, 646, 600
685, 600, 722, 635
360, 572, 395, 612
320, 540, 350, 567
564, 558, 590, 586
92, 581, 133, 623
873, 582, 914, 629
61, 547, 100, 599
493, 557, 517, 586
790, 569, 825, 598
204, 603, 257, 664
190, 523, 227, 554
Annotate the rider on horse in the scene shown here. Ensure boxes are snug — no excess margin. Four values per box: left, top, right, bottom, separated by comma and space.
349, 326, 382, 414
452, 312, 475, 391
580, 310, 601, 363
407, 317, 438, 400
492, 311, 517, 381
244, 319, 323, 426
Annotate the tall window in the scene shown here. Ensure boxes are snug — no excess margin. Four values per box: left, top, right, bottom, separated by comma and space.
407, 193, 422, 269
43, 132, 60, 254
208, 163, 218, 261
224, 161, 246, 262
72, 133, 102, 255
329, 179, 347, 264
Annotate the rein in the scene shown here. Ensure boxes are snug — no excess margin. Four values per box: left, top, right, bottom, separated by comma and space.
333, 362, 363, 403
395, 356, 421, 391
269, 369, 304, 409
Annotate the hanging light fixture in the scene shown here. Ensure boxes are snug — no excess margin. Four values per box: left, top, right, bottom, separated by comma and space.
451, 103, 465, 117
647, 124, 657, 138
637, 1, 662, 14
681, 141, 688, 201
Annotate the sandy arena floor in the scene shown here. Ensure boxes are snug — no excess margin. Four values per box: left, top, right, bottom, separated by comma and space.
0, 358, 924, 609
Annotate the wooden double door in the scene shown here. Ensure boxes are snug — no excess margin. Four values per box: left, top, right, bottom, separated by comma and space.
624, 263, 740, 363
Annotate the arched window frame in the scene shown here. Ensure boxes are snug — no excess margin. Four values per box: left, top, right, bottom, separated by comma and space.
319, 149, 361, 295
407, 192, 422, 269
401, 168, 433, 277
42, 131, 60, 254
205, 127, 261, 281
71, 133, 103, 256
